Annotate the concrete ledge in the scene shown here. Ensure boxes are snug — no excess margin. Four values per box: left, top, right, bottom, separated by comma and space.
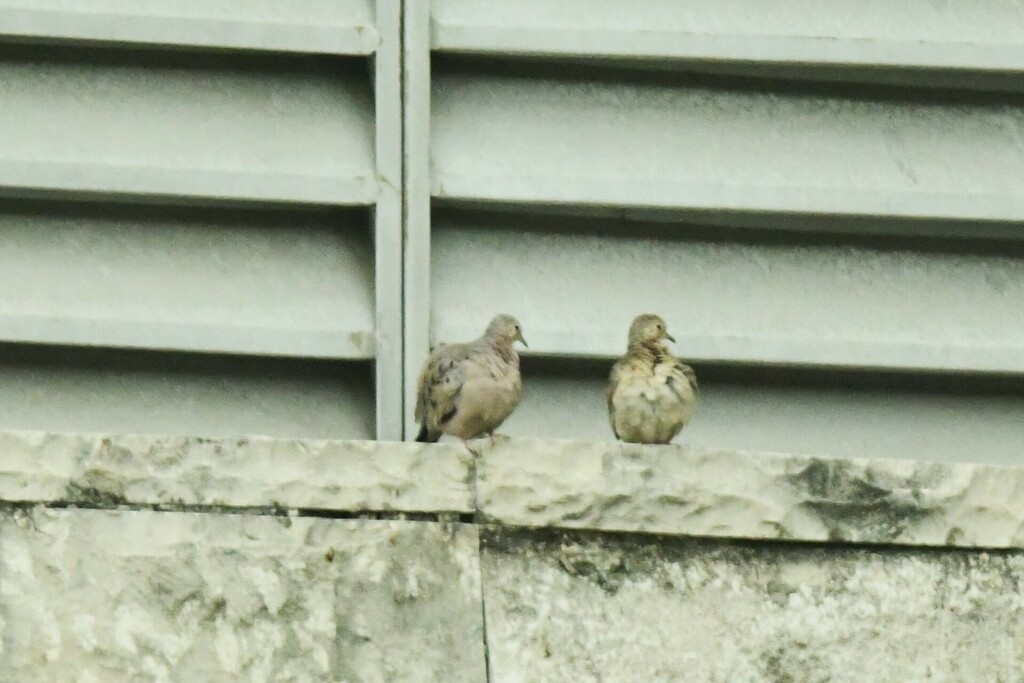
476, 439, 1024, 549
0, 431, 473, 514
3, 431, 1024, 549
3, 432, 1024, 681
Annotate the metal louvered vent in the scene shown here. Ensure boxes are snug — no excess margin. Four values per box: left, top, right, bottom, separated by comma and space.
404, 0, 1024, 464
2, 2, 1022, 461
0, 0, 402, 439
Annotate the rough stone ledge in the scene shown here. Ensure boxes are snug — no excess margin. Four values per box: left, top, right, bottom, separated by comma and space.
476, 439, 1024, 550
4, 431, 1024, 549
0, 430, 473, 514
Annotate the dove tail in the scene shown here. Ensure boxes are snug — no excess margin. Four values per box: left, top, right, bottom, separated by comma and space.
415, 424, 440, 443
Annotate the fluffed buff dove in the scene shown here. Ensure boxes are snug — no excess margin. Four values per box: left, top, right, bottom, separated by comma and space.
607, 314, 697, 444
415, 314, 527, 446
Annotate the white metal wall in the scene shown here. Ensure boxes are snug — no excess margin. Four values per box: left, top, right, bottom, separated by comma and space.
404, 0, 1024, 463
2, 2, 1022, 458
0, 0, 402, 440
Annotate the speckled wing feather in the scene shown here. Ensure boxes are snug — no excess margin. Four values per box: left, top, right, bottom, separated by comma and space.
606, 359, 627, 439
674, 361, 698, 398
415, 342, 475, 439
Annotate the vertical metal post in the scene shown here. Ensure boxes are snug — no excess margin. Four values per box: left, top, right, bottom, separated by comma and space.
402, 0, 432, 439
374, 0, 404, 440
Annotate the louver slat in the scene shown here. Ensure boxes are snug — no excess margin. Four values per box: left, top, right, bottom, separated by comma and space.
0, 0, 378, 55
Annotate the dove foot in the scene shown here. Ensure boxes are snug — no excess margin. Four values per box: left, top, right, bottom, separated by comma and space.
486, 432, 512, 445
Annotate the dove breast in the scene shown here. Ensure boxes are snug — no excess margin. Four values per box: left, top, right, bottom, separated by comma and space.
441, 350, 523, 440
608, 355, 696, 445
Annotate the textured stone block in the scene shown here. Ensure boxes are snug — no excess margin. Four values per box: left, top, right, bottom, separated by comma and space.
0, 508, 486, 682
0, 431, 473, 513
477, 439, 1024, 548
7, 431, 1024, 551
481, 528, 1024, 683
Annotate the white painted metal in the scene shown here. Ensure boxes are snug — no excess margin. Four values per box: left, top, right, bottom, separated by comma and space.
402, 0, 433, 438
0, 0, 377, 54
433, 0, 1024, 75
2, 1, 1018, 449
406, 0, 1024, 454
503, 373, 1024, 467
432, 221, 1024, 373
0, 56, 376, 206
432, 72, 1024, 224
0, 2, 401, 439
0, 349, 374, 439
0, 206, 374, 358
373, 0, 403, 440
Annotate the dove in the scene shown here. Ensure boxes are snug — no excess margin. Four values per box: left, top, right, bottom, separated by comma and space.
607, 314, 697, 444
414, 314, 527, 447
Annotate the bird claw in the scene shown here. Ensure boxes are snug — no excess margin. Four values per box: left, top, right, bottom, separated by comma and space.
461, 433, 509, 457
488, 432, 512, 446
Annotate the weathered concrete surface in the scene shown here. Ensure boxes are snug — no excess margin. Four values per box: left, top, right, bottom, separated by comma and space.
0, 431, 472, 513
7, 432, 1024, 549
0, 508, 485, 682
4, 433, 1024, 681
477, 439, 1024, 548
481, 528, 1024, 683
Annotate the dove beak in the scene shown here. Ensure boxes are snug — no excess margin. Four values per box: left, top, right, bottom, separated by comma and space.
665, 332, 676, 343
517, 332, 528, 348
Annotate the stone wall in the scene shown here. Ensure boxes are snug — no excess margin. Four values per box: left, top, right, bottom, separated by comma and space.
3, 432, 1023, 681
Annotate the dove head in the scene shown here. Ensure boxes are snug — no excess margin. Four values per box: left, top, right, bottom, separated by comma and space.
627, 313, 675, 351
484, 314, 528, 348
